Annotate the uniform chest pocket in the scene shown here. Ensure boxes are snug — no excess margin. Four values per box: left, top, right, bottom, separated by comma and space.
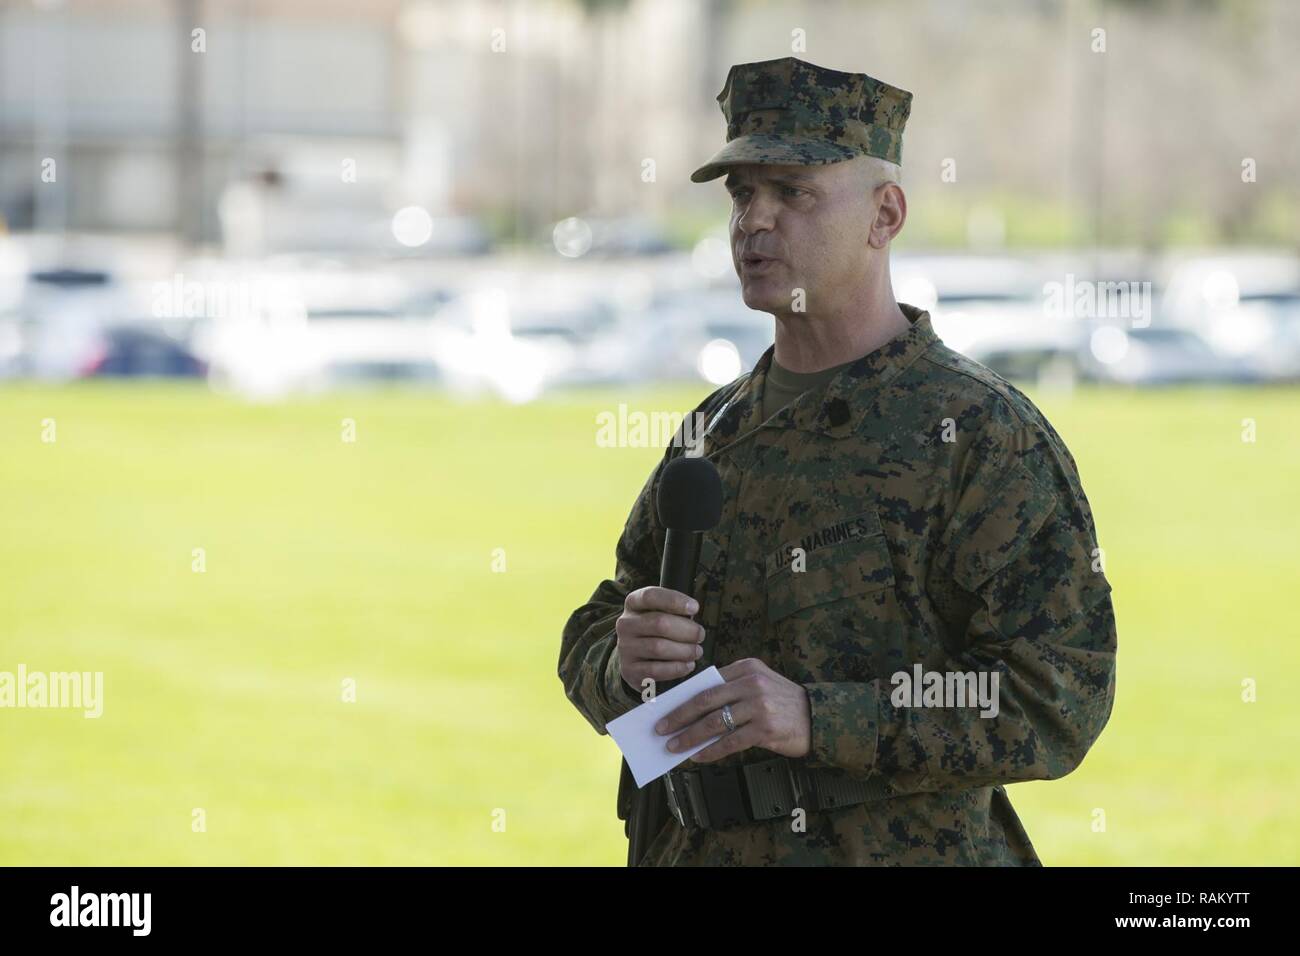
765, 511, 897, 623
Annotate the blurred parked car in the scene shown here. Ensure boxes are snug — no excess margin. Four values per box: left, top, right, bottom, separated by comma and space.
0, 309, 23, 379
17, 267, 125, 380
892, 254, 1088, 383
78, 324, 207, 378
623, 285, 773, 384
428, 284, 630, 400
203, 265, 450, 395
549, 216, 674, 258
1161, 253, 1300, 381
1076, 325, 1258, 386
300, 306, 447, 388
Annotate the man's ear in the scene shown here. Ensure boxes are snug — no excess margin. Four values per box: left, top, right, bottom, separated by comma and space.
869, 183, 907, 249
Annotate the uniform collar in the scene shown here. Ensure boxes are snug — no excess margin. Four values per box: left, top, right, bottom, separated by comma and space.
697, 302, 938, 454
762, 301, 938, 438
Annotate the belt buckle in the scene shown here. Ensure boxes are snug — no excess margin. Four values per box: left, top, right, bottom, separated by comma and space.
696, 765, 749, 829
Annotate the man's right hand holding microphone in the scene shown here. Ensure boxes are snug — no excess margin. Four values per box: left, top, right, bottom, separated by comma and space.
616, 586, 705, 697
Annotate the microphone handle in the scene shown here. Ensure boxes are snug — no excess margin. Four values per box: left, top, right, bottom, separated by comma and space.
659, 528, 701, 596
658, 528, 702, 694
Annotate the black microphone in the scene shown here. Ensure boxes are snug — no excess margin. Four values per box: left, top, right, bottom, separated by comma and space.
654, 454, 723, 692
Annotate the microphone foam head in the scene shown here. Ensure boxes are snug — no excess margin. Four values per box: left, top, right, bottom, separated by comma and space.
656, 455, 723, 531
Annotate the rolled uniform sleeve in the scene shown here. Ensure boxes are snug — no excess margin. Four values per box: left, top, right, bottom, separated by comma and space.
558, 457, 666, 734
803, 421, 1117, 793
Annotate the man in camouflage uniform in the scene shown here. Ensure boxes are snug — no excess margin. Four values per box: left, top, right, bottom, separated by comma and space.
558, 56, 1117, 865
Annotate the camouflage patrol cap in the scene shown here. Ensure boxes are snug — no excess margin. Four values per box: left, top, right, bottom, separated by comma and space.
690, 56, 913, 184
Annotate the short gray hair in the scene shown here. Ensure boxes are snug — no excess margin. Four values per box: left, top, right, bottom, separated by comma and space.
854, 154, 902, 190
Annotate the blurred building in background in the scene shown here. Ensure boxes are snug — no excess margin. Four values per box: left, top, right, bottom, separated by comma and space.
0, 0, 721, 246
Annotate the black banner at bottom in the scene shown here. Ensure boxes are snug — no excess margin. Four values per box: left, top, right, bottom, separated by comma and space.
0, 866, 1282, 941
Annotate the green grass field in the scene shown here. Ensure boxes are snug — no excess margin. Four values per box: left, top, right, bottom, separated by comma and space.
1, 380, 1297, 865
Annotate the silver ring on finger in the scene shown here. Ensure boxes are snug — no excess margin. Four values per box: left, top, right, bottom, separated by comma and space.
720, 703, 736, 734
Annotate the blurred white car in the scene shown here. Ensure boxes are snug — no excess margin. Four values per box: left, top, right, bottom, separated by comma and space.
1075, 325, 1257, 386
1160, 252, 1300, 381
427, 286, 627, 401
893, 254, 1084, 376
14, 268, 126, 381
203, 264, 451, 396
622, 286, 773, 385
0, 308, 24, 379
297, 305, 446, 388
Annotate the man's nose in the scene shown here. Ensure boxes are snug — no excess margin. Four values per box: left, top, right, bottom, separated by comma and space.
735, 191, 777, 234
